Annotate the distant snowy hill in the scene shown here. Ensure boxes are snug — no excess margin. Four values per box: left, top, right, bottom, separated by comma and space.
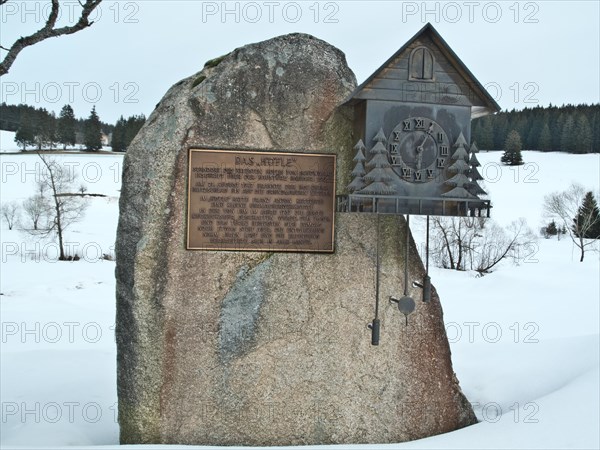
0, 149, 598, 449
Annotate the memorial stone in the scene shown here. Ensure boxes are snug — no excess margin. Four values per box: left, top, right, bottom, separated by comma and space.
116, 32, 477, 446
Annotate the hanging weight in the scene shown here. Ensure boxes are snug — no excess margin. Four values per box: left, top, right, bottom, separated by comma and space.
423, 275, 431, 302
369, 318, 380, 345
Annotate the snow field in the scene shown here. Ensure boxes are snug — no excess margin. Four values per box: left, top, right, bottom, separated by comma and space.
0, 141, 599, 448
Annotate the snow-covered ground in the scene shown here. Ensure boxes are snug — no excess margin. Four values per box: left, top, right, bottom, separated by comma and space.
0, 129, 112, 153
0, 130, 17, 153
1, 128, 599, 448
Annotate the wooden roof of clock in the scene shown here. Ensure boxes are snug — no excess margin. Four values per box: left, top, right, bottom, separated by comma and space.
345, 23, 501, 119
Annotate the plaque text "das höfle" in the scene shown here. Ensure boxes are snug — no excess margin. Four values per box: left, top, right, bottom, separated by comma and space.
187, 149, 336, 252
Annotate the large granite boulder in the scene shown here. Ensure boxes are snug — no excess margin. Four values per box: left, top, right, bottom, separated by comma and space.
115, 32, 476, 445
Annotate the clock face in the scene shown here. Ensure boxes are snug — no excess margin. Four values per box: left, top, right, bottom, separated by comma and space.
388, 117, 450, 183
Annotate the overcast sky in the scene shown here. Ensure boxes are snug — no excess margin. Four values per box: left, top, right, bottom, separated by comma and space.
1, 1, 599, 124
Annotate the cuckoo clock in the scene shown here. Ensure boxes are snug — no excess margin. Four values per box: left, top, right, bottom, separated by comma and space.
344, 24, 502, 344
342, 23, 500, 217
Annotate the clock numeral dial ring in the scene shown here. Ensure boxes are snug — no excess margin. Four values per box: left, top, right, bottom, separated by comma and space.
389, 117, 450, 183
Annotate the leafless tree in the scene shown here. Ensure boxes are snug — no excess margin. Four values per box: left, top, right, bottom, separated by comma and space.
470, 218, 537, 274
430, 216, 536, 275
0, 0, 103, 76
1, 201, 20, 230
543, 183, 600, 262
27, 152, 88, 260
22, 192, 50, 231
431, 216, 485, 271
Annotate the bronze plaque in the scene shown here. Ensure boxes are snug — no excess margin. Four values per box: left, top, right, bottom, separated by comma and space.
187, 149, 336, 252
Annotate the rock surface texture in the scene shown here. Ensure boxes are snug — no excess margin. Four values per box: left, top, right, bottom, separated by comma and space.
116, 33, 477, 445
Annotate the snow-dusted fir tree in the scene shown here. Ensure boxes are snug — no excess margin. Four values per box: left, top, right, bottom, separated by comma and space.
501, 130, 524, 165
573, 191, 600, 239
14, 109, 36, 150
347, 139, 367, 192
359, 128, 396, 195
84, 106, 103, 151
57, 104, 76, 150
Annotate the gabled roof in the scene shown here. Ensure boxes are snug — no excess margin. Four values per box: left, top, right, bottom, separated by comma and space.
346, 23, 501, 118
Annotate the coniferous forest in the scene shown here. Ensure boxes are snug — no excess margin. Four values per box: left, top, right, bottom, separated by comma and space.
1, 102, 598, 153
0, 103, 113, 135
471, 103, 600, 153
0, 102, 145, 152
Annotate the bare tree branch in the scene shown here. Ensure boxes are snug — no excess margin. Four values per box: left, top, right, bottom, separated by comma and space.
0, 0, 103, 76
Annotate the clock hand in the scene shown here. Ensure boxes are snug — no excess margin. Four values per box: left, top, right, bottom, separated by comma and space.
415, 132, 429, 159
416, 123, 436, 155
414, 146, 425, 171
415, 147, 423, 170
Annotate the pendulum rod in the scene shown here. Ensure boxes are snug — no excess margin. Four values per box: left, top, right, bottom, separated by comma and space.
370, 214, 381, 345
426, 214, 430, 274
375, 214, 380, 319
391, 214, 416, 326
404, 214, 410, 297
423, 215, 432, 302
